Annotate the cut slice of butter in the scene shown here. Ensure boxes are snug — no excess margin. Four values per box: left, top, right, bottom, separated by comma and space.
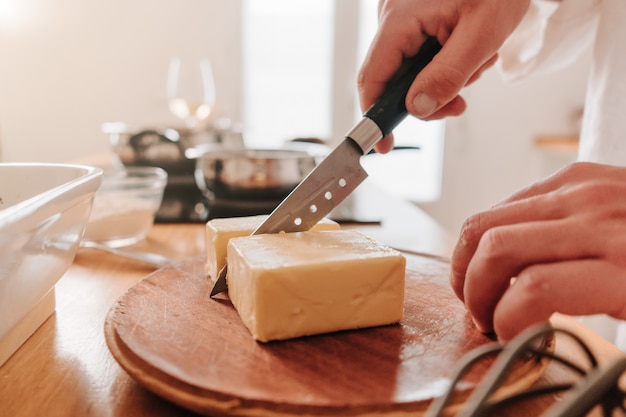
227, 230, 406, 342
205, 214, 339, 279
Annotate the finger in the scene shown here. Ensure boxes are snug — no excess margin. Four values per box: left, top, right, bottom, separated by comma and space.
466, 54, 498, 85
417, 55, 495, 120
451, 164, 626, 296
421, 95, 467, 120
451, 176, 626, 302
450, 192, 568, 302
464, 218, 602, 334
406, 25, 504, 117
358, 23, 427, 112
449, 173, 626, 300
408, 0, 530, 118
496, 162, 615, 206
359, 28, 481, 121
374, 134, 395, 154
494, 260, 626, 341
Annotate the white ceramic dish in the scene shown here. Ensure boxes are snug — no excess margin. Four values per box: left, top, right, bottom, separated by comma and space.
0, 163, 102, 345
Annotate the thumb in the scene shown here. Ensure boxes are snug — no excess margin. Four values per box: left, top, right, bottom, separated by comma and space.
406, 23, 511, 118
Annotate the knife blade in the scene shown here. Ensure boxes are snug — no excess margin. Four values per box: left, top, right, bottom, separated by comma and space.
210, 37, 442, 297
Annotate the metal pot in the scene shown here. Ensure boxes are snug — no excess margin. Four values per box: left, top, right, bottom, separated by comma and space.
102, 121, 245, 222
103, 121, 245, 169
192, 146, 320, 218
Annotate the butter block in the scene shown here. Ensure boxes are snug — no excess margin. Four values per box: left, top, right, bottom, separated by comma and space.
205, 214, 339, 279
227, 230, 406, 342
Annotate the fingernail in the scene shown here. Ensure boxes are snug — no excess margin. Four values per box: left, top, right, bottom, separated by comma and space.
412, 93, 437, 116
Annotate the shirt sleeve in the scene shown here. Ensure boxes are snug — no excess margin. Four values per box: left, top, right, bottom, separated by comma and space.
496, 0, 601, 81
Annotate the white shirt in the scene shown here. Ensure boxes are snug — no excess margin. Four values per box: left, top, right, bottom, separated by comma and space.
498, 0, 626, 164
497, 0, 626, 349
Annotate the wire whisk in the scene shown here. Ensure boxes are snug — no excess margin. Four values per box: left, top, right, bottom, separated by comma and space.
424, 322, 626, 417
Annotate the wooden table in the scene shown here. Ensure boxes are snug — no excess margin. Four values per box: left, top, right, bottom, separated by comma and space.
1, 183, 623, 416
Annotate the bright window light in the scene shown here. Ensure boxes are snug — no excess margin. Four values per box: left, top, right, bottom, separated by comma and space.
242, 0, 333, 148
0, 0, 29, 32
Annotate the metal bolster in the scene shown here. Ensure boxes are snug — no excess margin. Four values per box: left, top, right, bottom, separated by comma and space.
345, 117, 383, 155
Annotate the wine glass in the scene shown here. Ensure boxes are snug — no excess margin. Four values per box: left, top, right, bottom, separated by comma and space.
166, 57, 216, 129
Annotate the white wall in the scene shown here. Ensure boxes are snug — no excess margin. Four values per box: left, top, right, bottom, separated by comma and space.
418, 50, 590, 236
0, 0, 242, 163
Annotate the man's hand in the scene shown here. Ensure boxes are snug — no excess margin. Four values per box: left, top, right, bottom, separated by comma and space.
450, 162, 626, 341
358, 0, 530, 153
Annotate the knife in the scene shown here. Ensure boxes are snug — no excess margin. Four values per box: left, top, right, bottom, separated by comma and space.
210, 37, 442, 297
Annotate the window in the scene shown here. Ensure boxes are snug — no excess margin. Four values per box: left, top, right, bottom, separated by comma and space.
242, 0, 333, 147
242, 0, 444, 202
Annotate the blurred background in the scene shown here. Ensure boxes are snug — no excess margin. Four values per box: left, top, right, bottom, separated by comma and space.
0, 0, 589, 235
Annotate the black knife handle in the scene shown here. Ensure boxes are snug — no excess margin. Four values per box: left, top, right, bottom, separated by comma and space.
363, 37, 442, 137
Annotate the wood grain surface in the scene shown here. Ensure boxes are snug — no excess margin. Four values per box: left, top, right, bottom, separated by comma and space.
105, 254, 552, 417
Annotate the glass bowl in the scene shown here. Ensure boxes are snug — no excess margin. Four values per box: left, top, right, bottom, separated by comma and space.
83, 166, 167, 247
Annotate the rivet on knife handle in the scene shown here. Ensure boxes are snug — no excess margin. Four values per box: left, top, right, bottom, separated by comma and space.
209, 37, 441, 298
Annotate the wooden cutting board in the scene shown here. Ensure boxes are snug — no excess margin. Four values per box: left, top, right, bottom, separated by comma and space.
104, 254, 552, 416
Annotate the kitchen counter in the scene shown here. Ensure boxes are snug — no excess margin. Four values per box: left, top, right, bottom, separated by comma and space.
0, 180, 622, 416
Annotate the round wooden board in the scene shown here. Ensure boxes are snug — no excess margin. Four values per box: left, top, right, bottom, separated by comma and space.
104, 254, 553, 417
